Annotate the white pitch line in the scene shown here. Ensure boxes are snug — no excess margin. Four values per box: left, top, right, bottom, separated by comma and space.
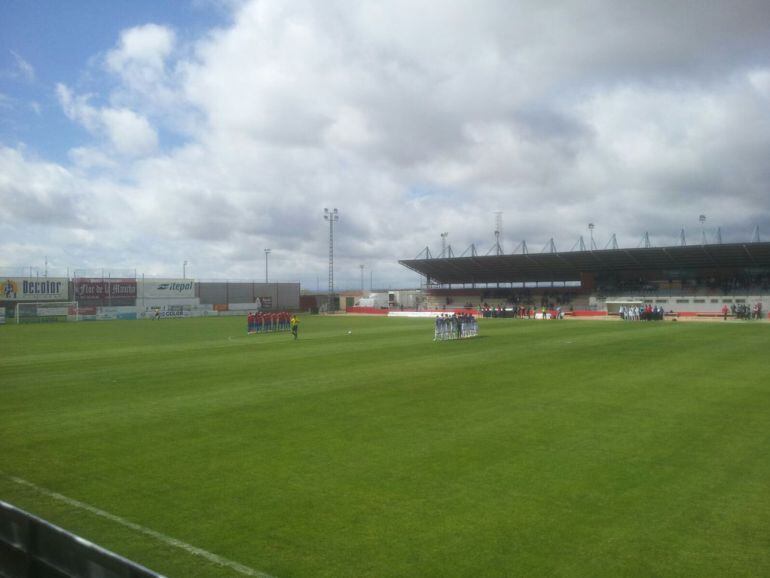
8, 475, 275, 578
229, 335, 266, 343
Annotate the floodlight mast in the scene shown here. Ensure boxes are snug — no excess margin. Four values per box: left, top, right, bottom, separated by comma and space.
264, 249, 271, 283
324, 208, 339, 311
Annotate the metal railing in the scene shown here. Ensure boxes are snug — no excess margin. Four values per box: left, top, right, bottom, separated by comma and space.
0, 501, 162, 578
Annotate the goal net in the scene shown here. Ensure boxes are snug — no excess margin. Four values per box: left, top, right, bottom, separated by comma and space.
16, 302, 80, 324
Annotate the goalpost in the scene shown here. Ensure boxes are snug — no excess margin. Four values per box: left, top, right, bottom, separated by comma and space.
16, 302, 80, 324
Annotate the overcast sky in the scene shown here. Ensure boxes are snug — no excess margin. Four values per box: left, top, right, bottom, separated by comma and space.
2, 0, 770, 289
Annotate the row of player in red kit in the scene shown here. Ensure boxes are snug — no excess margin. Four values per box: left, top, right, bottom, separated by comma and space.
247, 312, 292, 333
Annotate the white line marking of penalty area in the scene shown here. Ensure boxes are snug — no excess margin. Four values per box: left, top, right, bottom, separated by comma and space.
9, 476, 275, 578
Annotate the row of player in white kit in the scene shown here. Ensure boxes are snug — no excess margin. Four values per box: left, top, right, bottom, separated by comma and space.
434, 313, 478, 341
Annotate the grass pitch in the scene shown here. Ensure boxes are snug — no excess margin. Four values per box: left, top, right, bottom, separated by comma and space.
1, 315, 769, 577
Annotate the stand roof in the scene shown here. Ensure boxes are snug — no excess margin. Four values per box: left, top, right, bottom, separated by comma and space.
398, 242, 770, 284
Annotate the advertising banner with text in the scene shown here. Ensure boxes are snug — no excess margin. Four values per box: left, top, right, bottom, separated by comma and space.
2, 277, 69, 301
73, 278, 137, 306
139, 279, 195, 299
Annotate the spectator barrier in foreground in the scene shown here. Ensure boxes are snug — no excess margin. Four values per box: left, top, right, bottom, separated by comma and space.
0, 500, 162, 578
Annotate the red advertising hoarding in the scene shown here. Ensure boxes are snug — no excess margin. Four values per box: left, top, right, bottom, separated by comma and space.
73, 278, 137, 306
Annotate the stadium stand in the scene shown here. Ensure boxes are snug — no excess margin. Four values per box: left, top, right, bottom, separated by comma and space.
400, 241, 770, 317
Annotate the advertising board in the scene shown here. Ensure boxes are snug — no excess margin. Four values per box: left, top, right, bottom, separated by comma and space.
257, 296, 273, 310
139, 279, 195, 299
73, 278, 137, 306
97, 307, 138, 320
2, 277, 69, 301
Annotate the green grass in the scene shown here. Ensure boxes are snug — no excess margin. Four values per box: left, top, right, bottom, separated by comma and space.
1, 316, 769, 577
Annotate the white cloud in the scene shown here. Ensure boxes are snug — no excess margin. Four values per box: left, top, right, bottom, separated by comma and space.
57, 83, 158, 157
748, 68, 770, 98
68, 147, 118, 170
56, 84, 101, 132
105, 24, 176, 104
99, 107, 158, 156
10, 50, 35, 82
106, 23, 175, 75
0, 146, 87, 226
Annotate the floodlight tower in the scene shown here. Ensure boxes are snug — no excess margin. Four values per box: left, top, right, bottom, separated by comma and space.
264, 249, 271, 283
183, 260, 188, 279
359, 264, 365, 291
494, 211, 504, 255
440, 232, 448, 258
588, 223, 597, 250
699, 214, 707, 245
324, 208, 339, 310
